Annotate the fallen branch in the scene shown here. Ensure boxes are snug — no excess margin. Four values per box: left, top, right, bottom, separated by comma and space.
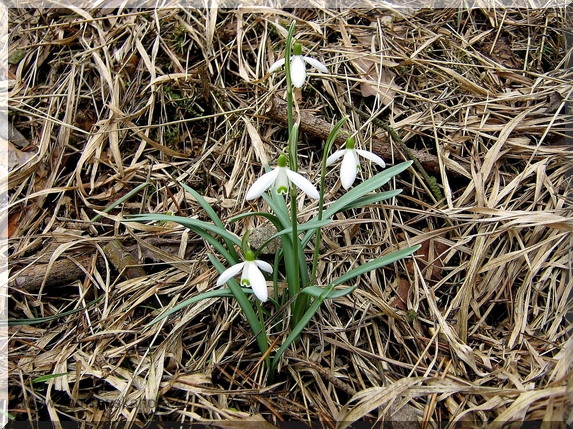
266, 96, 466, 178
10, 254, 106, 292
103, 239, 147, 279
9, 237, 199, 292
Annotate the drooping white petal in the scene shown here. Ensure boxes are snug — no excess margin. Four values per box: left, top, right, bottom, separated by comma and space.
244, 261, 268, 302
290, 55, 307, 88
326, 149, 346, 166
216, 262, 245, 286
302, 56, 328, 73
269, 58, 285, 73
285, 169, 320, 199
356, 149, 386, 168
254, 259, 274, 274
246, 168, 280, 200
340, 150, 358, 190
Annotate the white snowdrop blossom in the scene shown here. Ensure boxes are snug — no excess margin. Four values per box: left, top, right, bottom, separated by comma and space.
326, 137, 386, 190
269, 42, 328, 88
216, 250, 273, 302
246, 154, 319, 200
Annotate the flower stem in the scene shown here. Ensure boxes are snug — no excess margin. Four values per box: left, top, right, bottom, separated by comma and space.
290, 186, 305, 325
285, 21, 298, 173
312, 117, 348, 281
284, 21, 301, 323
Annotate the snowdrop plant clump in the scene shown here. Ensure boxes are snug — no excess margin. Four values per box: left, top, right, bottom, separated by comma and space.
126, 22, 419, 377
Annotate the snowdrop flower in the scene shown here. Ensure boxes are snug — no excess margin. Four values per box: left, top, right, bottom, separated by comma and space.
246, 154, 319, 200
326, 137, 386, 190
269, 42, 328, 88
216, 250, 273, 302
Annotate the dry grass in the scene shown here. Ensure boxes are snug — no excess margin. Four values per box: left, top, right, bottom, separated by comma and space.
7, 6, 573, 427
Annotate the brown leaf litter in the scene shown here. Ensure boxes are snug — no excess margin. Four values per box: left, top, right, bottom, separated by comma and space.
7, 6, 573, 427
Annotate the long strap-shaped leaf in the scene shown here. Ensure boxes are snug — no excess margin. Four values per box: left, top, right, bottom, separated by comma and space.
303, 245, 421, 299
322, 161, 413, 220
331, 244, 421, 288
147, 286, 253, 326
8, 296, 104, 326
125, 214, 242, 248
262, 191, 310, 295
302, 284, 358, 299
179, 183, 239, 261
270, 244, 420, 373
230, 212, 331, 239
262, 192, 290, 229
337, 189, 403, 213
301, 190, 402, 248
228, 210, 296, 309
228, 211, 285, 258
302, 162, 413, 246
270, 284, 335, 374
190, 227, 236, 264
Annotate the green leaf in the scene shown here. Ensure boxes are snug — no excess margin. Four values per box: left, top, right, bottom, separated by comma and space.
8, 49, 26, 65
323, 118, 349, 161
270, 245, 420, 372
228, 211, 292, 261
337, 189, 403, 212
262, 192, 290, 228
276, 231, 298, 301
268, 219, 331, 242
310, 117, 349, 291
32, 373, 68, 383
228, 211, 281, 227
148, 253, 270, 368
124, 214, 241, 248
260, 190, 310, 295
301, 191, 403, 248
179, 183, 239, 261
188, 226, 237, 265
147, 286, 253, 326
303, 162, 412, 247
322, 161, 413, 220
92, 182, 149, 222
332, 245, 421, 288
271, 284, 334, 372
0, 408, 15, 421
301, 284, 358, 299
8, 296, 104, 326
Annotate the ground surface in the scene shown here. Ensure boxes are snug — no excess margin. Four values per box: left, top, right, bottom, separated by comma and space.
7, 7, 573, 427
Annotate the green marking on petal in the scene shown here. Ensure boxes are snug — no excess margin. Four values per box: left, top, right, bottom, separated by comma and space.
241, 278, 251, 286
276, 186, 288, 194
